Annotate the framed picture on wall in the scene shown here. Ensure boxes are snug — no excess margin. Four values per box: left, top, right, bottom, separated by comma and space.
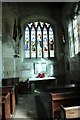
34, 63, 47, 74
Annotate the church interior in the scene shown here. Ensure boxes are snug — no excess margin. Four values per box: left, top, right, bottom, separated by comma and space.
0, 1, 80, 120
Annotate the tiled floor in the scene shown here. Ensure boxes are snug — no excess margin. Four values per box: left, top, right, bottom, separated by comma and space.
13, 90, 52, 119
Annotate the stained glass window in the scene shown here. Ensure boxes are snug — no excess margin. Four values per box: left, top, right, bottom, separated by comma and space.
73, 15, 79, 54
25, 26, 30, 58
24, 21, 55, 58
43, 27, 48, 58
31, 26, 36, 58
68, 22, 74, 57
37, 26, 42, 58
77, 5, 80, 53
68, 2, 80, 58
49, 27, 54, 57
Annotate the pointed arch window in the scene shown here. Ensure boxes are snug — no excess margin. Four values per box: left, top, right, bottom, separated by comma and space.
31, 26, 36, 58
68, 22, 74, 58
37, 25, 42, 58
68, 2, 80, 58
73, 15, 79, 55
25, 26, 30, 58
49, 26, 54, 57
25, 21, 55, 58
43, 26, 48, 58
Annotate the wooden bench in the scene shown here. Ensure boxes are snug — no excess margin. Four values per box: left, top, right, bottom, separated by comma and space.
51, 91, 80, 119
47, 83, 80, 93
2, 77, 19, 87
2, 77, 19, 104
1, 86, 16, 115
1, 93, 10, 120
60, 105, 80, 120
2, 85, 18, 105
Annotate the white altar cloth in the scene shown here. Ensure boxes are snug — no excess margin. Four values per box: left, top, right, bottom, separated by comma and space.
28, 76, 56, 82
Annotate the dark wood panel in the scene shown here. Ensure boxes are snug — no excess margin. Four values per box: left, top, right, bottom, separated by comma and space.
60, 105, 80, 120
2, 86, 16, 115
51, 91, 80, 119
2, 77, 19, 104
1, 93, 10, 120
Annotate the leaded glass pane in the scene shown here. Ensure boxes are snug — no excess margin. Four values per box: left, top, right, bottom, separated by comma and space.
68, 22, 74, 57
43, 27, 48, 58
45, 23, 50, 27
34, 22, 38, 27
28, 23, 32, 28
49, 27, 54, 57
31, 27, 36, 58
78, 12, 80, 52
40, 22, 44, 28
25, 21, 55, 58
73, 16, 79, 54
25, 27, 30, 58
37, 26, 42, 58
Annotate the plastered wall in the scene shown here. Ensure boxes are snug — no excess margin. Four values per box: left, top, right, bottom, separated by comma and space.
62, 2, 80, 84
2, 2, 65, 83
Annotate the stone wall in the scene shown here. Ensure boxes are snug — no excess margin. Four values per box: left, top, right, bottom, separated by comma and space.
2, 2, 65, 83
0, 1, 2, 86
62, 2, 80, 84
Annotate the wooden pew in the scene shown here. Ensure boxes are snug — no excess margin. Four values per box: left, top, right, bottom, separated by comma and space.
2, 77, 19, 87
2, 86, 16, 115
47, 83, 80, 93
2, 85, 18, 105
1, 93, 10, 120
51, 91, 80, 119
60, 105, 80, 120
2, 77, 19, 104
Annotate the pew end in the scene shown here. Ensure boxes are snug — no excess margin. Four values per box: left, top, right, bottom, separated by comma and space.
2, 93, 11, 120
51, 91, 80, 119
60, 105, 80, 120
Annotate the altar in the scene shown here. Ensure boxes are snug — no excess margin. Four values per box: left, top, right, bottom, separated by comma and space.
28, 77, 57, 91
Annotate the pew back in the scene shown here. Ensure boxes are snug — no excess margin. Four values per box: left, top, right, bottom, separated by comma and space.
2, 77, 19, 104
60, 105, 80, 120
2, 86, 16, 115
2, 77, 19, 86
51, 91, 80, 119
1, 93, 10, 120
